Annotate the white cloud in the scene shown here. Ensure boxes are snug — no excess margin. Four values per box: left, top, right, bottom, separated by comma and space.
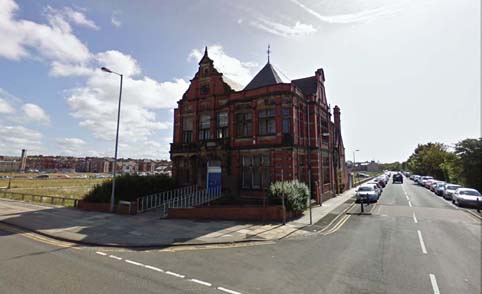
0, 98, 15, 113
50, 61, 94, 77
56, 137, 87, 155
0, 0, 91, 62
290, 0, 405, 24
0, 125, 43, 154
111, 11, 122, 28
63, 50, 186, 144
62, 7, 99, 30
59, 137, 86, 145
188, 45, 257, 87
250, 18, 317, 37
21, 103, 51, 125
96, 50, 141, 77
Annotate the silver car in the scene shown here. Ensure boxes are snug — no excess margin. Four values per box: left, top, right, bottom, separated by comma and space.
452, 188, 482, 208
356, 185, 379, 203
443, 184, 461, 200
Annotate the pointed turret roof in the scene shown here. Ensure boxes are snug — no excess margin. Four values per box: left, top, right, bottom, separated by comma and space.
199, 46, 213, 65
243, 62, 285, 91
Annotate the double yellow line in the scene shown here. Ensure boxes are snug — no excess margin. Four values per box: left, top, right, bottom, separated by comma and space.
318, 202, 356, 236
0, 222, 79, 249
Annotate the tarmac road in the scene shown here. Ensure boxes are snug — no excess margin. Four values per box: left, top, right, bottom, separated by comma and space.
0, 177, 480, 294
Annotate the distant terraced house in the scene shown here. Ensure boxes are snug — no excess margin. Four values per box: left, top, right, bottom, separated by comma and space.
170, 47, 348, 203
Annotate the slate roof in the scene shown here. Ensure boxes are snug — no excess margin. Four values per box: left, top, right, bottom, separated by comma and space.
243, 62, 285, 91
292, 76, 317, 95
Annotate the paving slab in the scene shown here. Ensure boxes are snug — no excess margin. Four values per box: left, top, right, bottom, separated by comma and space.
0, 186, 358, 247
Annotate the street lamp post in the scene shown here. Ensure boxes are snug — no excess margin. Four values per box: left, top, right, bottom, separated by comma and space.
101, 66, 123, 213
353, 149, 359, 186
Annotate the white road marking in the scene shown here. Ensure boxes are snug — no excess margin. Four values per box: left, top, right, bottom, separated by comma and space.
109, 255, 122, 260
408, 201, 413, 207
417, 230, 427, 254
144, 265, 164, 272
217, 286, 242, 294
166, 271, 185, 278
125, 259, 144, 266
413, 212, 418, 224
429, 274, 440, 294
405, 195, 410, 201
190, 278, 212, 287
94, 252, 242, 293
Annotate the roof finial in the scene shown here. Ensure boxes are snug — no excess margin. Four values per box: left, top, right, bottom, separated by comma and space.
204, 46, 208, 56
267, 44, 271, 64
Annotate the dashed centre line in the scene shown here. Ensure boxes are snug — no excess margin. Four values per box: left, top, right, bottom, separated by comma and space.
109, 255, 122, 260
144, 265, 164, 272
217, 286, 243, 294
429, 274, 440, 294
412, 212, 418, 224
125, 259, 144, 266
408, 201, 413, 207
166, 271, 185, 278
189, 278, 212, 287
94, 251, 244, 293
417, 230, 427, 254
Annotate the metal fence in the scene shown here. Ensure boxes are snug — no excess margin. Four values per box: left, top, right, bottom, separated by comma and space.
137, 185, 197, 213
0, 190, 79, 207
136, 185, 222, 216
159, 186, 222, 217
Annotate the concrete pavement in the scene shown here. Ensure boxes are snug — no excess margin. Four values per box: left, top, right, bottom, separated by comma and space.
1, 176, 480, 294
0, 186, 359, 247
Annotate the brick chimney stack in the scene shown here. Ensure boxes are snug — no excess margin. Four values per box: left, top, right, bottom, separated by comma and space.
334, 105, 341, 130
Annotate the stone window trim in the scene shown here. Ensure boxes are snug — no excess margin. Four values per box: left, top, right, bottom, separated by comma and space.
217, 111, 229, 139
258, 108, 276, 136
241, 153, 271, 190
236, 111, 253, 138
199, 114, 211, 141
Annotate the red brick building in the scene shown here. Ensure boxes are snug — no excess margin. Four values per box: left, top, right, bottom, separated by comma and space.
170, 48, 348, 202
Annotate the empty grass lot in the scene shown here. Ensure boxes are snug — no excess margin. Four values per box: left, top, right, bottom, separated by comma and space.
0, 173, 109, 199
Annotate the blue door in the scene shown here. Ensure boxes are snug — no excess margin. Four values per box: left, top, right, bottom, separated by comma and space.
207, 166, 221, 195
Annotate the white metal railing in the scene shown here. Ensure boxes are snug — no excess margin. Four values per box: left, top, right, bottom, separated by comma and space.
159, 186, 222, 217
137, 185, 197, 213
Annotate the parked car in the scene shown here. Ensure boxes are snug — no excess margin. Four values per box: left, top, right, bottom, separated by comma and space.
365, 181, 383, 195
452, 188, 482, 208
443, 184, 461, 200
355, 184, 380, 203
430, 181, 441, 192
419, 176, 433, 186
374, 177, 386, 188
434, 182, 446, 196
393, 173, 403, 184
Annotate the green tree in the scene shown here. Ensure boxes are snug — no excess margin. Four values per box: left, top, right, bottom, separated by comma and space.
454, 138, 482, 191
405, 143, 451, 180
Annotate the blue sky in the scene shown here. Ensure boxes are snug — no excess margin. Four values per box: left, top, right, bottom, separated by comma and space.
0, 0, 480, 162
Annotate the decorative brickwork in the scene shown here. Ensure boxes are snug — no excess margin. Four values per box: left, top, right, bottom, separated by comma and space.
170, 48, 348, 202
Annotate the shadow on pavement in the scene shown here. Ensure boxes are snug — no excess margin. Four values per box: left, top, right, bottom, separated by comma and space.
0, 199, 284, 249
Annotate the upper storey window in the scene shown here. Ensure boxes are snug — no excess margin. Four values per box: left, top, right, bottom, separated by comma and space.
217, 112, 229, 139
199, 114, 210, 140
182, 117, 193, 143
236, 112, 252, 138
258, 109, 276, 136
200, 84, 210, 95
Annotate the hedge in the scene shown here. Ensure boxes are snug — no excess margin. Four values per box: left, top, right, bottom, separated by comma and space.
268, 180, 310, 212
83, 174, 175, 203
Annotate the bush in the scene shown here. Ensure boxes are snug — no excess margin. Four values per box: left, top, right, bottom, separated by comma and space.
268, 180, 310, 212
83, 174, 175, 203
